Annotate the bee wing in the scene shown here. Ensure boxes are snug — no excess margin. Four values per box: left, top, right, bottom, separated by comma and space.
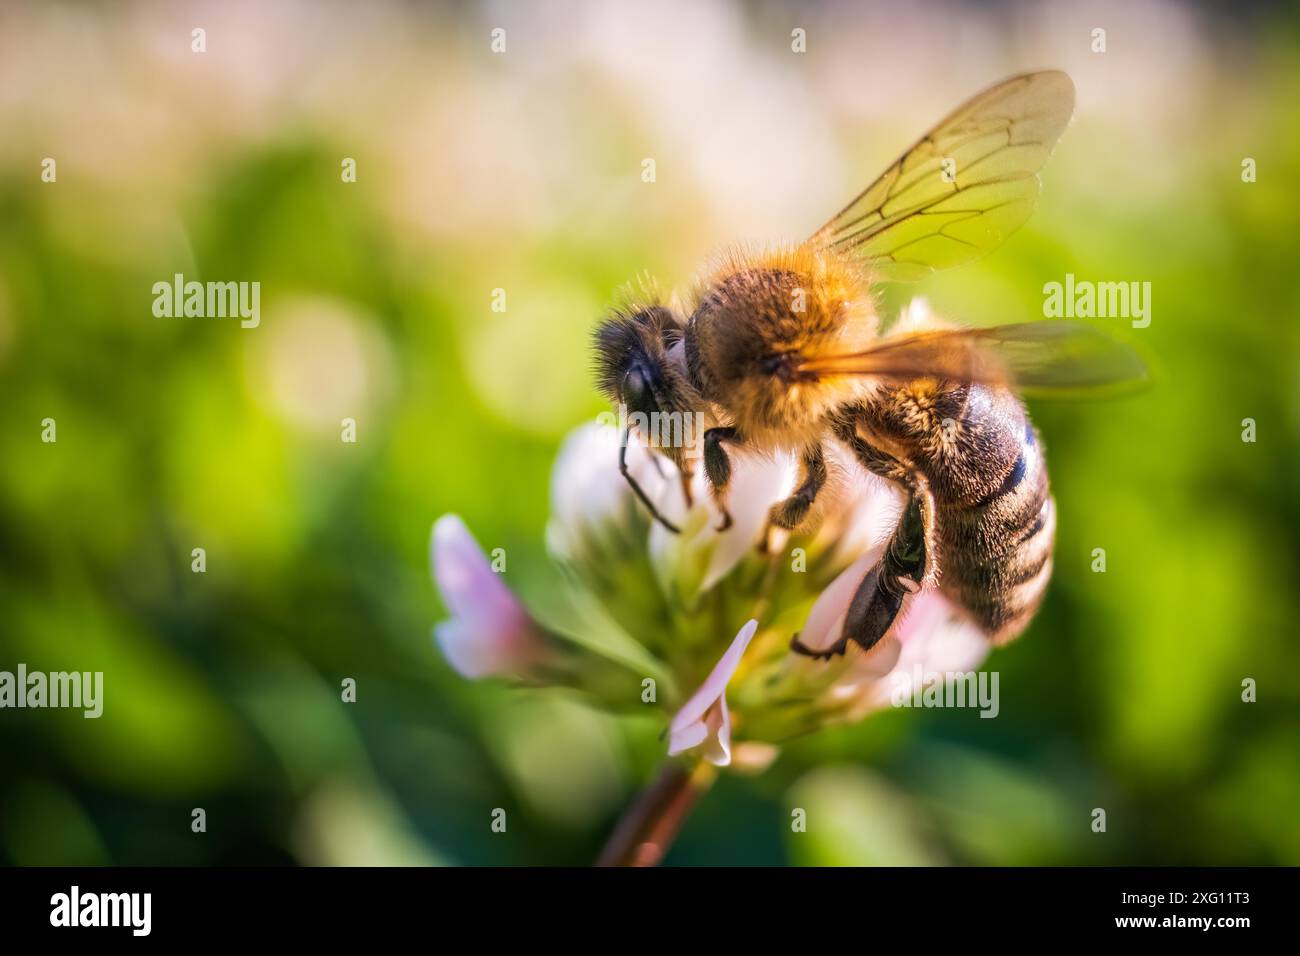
809, 71, 1075, 282
796, 321, 1149, 397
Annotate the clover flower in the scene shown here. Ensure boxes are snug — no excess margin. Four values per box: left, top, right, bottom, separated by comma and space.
431, 419, 995, 861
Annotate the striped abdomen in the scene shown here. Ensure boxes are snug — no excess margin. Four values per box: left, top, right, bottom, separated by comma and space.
860, 381, 1056, 643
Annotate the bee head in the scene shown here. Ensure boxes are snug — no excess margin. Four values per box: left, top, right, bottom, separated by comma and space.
592, 303, 713, 478
592, 304, 710, 533
593, 305, 684, 415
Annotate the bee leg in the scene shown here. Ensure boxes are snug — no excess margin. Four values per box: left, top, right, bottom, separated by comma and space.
789, 492, 929, 659
760, 444, 828, 553
832, 415, 911, 485
831, 415, 938, 587
620, 427, 681, 534
703, 427, 739, 532
848, 492, 929, 648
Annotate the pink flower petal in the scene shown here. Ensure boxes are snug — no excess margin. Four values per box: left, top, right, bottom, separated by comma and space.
435, 620, 497, 680
671, 720, 708, 753
892, 590, 988, 669
794, 541, 888, 654
700, 454, 796, 590
854, 590, 991, 712
432, 515, 515, 621
430, 514, 547, 679
702, 694, 732, 765
667, 619, 757, 766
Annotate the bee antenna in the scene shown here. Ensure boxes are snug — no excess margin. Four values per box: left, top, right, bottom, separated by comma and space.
619, 426, 681, 534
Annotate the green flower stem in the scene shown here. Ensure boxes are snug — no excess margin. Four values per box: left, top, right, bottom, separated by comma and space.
595, 761, 717, 867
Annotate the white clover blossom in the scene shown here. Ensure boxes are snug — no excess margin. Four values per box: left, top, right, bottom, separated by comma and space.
431, 420, 993, 767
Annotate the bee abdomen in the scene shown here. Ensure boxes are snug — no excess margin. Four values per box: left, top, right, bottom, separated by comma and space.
942, 494, 1055, 643
936, 416, 1056, 644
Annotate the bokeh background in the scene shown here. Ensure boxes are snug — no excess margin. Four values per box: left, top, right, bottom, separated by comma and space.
1, 0, 1298, 866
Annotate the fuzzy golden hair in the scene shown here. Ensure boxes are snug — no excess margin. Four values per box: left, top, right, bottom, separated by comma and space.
684, 244, 879, 449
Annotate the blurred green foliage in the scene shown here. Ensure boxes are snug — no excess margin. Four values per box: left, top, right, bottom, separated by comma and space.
1, 0, 1298, 865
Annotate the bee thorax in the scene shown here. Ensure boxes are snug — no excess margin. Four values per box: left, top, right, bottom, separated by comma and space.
685, 245, 876, 441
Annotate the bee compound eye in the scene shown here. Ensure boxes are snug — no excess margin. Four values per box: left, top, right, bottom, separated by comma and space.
622, 366, 656, 414
760, 352, 795, 382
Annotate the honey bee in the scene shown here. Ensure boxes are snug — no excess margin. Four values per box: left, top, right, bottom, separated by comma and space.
593, 71, 1147, 657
